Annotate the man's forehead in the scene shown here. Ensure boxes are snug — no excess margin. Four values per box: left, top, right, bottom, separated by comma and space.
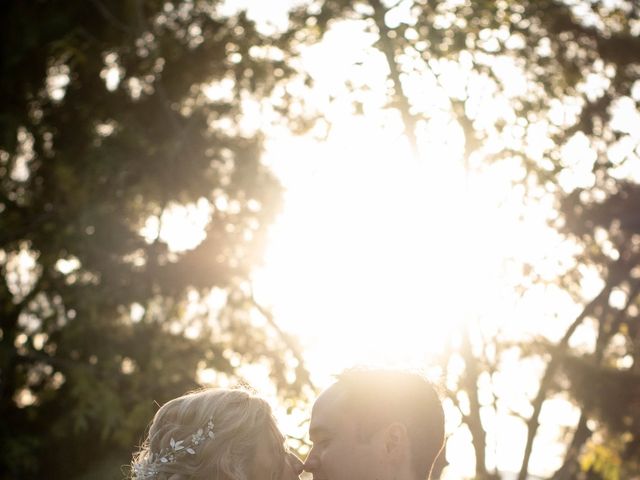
310, 385, 347, 434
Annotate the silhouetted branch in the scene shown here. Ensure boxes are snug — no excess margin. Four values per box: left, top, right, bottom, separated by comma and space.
89, 0, 132, 33
517, 256, 635, 480
551, 281, 640, 479
367, 0, 419, 159
249, 291, 316, 392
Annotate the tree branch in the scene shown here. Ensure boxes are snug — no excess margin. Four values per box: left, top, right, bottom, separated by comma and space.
367, 0, 419, 159
551, 281, 640, 479
517, 257, 633, 480
249, 291, 316, 392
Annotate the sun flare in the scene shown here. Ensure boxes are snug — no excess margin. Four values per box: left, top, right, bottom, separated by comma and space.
253, 112, 538, 377
147, 8, 601, 478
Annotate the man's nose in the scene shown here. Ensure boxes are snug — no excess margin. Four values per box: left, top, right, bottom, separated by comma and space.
303, 448, 318, 472
288, 452, 304, 475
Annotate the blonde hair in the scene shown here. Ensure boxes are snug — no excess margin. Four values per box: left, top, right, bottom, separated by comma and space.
130, 388, 285, 480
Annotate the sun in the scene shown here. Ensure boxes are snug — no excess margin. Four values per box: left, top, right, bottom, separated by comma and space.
253, 106, 515, 377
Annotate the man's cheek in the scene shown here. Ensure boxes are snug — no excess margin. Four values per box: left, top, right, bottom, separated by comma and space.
329, 447, 347, 471
322, 447, 336, 469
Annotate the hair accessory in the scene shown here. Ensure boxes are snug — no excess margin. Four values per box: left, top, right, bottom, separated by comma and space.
132, 417, 215, 479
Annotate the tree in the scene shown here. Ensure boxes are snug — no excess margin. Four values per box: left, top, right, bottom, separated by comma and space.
286, 0, 640, 478
0, 1, 312, 478
544, 182, 640, 480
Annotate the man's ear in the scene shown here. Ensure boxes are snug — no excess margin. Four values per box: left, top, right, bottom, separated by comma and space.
383, 422, 409, 460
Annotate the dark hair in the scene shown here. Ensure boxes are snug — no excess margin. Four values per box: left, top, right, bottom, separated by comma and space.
333, 368, 445, 480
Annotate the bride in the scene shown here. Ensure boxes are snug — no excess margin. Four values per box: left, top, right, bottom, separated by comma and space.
130, 388, 304, 480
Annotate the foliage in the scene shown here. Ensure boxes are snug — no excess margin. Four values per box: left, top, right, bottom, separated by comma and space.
4, 0, 640, 479
285, 0, 640, 479
580, 435, 640, 480
0, 1, 311, 478
580, 441, 622, 480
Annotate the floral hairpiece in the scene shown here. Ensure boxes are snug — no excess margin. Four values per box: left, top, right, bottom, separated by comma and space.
132, 416, 215, 479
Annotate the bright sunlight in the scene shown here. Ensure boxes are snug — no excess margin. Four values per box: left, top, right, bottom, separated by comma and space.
132, 3, 638, 479
158, 15, 581, 478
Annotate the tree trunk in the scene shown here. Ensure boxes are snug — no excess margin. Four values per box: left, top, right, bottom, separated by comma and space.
517, 273, 619, 480
460, 328, 489, 479
550, 282, 640, 479
550, 413, 590, 480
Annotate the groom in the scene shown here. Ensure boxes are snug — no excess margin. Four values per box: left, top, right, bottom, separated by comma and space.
304, 369, 445, 480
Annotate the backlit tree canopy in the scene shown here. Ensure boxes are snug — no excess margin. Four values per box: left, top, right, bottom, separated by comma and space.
1, 1, 311, 478
2, 0, 640, 479
286, 1, 640, 479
